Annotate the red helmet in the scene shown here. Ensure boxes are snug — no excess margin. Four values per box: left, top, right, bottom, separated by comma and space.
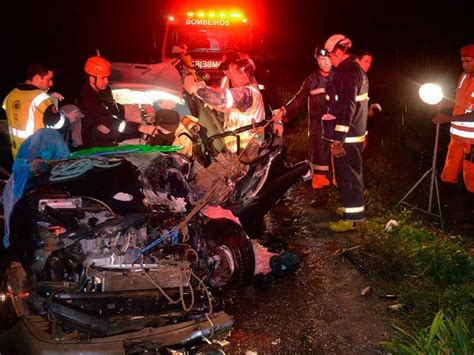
84, 56, 111, 77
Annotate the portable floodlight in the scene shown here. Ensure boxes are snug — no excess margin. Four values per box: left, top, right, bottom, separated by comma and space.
398, 83, 445, 229
419, 83, 443, 105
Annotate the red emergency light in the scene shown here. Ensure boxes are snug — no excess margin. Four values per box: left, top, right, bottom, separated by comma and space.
183, 9, 248, 23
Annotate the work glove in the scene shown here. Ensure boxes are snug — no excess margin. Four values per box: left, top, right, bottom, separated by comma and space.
60, 104, 84, 123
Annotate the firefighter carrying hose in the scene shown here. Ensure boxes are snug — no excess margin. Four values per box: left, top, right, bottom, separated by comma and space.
77, 55, 158, 148
322, 34, 369, 232
273, 46, 334, 206
2, 63, 83, 158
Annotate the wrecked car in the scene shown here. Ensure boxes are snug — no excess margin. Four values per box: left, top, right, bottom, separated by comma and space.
0, 127, 301, 353
0, 57, 306, 352
107, 61, 309, 235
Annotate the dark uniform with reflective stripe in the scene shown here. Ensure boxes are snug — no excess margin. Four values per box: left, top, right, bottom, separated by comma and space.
77, 84, 143, 148
284, 70, 333, 178
324, 56, 369, 221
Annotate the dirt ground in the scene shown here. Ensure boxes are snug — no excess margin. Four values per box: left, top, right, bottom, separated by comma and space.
195, 181, 394, 354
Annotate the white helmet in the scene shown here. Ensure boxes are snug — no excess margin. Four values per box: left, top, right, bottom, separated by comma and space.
324, 34, 352, 52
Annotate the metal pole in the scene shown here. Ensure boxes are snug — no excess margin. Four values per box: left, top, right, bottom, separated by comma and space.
428, 123, 440, 213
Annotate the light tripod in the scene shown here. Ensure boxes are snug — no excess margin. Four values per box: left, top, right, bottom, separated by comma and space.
397, 123, 444, 230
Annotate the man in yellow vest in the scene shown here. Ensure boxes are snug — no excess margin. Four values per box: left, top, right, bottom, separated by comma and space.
2, 63, 82, 158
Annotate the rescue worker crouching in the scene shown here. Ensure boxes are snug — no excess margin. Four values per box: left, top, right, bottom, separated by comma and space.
273, 46, 334, 207
3, 63, 83, 158
77, 55, 158, 148
322, 34, 369, 232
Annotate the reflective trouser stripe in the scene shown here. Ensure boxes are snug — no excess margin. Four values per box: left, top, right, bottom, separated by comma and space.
450, 127, 474, 138
333, 142, 365, 221
343, 206, 364, 213
311, 163, 329, 172
344, 135, 366, 143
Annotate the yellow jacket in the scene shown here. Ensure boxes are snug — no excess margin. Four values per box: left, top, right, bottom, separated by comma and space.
3, 84, 56, 157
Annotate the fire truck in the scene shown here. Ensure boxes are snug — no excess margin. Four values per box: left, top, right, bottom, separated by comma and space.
161, 9, 258, 86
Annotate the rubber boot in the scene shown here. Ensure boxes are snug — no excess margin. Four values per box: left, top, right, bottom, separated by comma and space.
329, 219, 356, 232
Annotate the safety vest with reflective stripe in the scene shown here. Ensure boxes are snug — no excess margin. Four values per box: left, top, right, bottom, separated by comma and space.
224, 85, 265, 153
450, 73, 474, 139
3, 88, 56, 157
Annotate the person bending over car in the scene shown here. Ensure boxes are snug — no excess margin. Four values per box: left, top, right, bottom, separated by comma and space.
183, 58, 265, 153
77, 55, 158, 148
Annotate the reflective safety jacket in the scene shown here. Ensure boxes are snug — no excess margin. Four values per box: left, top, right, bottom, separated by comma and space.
324, 56, 369, 143
450, 73, 474, 139
2, 84, 64, 157
225, 85, 265, 152
197, 84, 265, 153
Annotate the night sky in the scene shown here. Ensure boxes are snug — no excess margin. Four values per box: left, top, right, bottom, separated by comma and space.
2, 0, 473, 119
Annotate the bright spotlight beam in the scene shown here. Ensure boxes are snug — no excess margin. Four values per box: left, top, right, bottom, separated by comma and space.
419, 83, 444, 105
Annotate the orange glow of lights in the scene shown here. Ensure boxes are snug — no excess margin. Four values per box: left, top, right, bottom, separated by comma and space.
168, 16, 175, 21
183, 10, 247, 21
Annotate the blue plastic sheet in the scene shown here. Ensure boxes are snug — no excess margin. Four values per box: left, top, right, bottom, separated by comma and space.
2, 129, 70, 248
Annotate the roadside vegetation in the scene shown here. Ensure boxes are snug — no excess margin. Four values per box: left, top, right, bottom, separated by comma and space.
283, 114, 474, 353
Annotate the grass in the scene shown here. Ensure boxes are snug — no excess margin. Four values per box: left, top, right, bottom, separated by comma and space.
278, 85, 474, 351
380, 310, 474, 354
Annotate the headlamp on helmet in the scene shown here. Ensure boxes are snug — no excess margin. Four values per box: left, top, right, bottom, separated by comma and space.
314, 47, 329, 58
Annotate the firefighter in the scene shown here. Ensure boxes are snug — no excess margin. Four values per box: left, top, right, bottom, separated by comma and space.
355, 49, 373, 73
273, 46, 334, 206
183, 58, 265, 153
322, 34, 369, 232
77, 56, 158, 148
2, 63, 82, 158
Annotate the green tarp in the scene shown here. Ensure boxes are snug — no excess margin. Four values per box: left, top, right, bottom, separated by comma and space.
70, 144, 183, 158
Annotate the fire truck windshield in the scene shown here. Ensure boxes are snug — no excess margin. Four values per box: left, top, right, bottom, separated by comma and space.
164, 24, 251, 58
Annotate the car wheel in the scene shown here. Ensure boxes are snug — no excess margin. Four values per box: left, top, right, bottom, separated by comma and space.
202, 218, 255, 289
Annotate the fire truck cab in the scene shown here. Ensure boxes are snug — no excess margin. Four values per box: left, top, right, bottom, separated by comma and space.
161, 9, 255, 86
